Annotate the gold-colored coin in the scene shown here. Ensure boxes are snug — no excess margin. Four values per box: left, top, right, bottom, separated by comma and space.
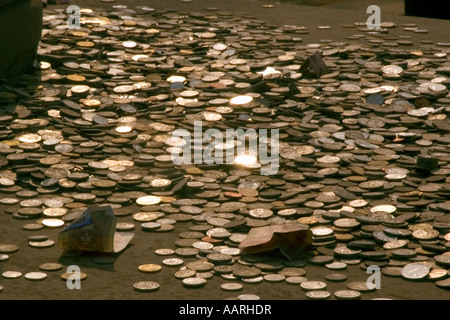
138, 264, 162, 273
82, 99, 101, 107
60, 272, 87, 281
297, 217, 318, 226
76, 41, 95, 48
66, 74, 86, 82
444, 233, 450, 242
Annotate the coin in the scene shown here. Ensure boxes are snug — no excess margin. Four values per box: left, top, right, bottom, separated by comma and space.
334, 290, 361, 300
435, 278, 450, 289
186, 260, 215, 272
325, 273, 347, 282
133, 211, 164, 222
237, 294, 260, 300
42, 219, 64, 228
285, 276, 308, 285
325, 262, 347, 270
346, 281, 376, 292
138, 264, 162, 273
263, 274, 286, 283
233, 266, 261, 278
434, 255, 450, 266
25, 272, 47, 281
412, 229, 439, 240
155, 249, 175, 256
175, 269, 197, 279
0, 254, 9, 262
401, 263, 430, 280
300, 281, 327, 291
221, 282, 243, 291
182, 277, 207, 288
382, 65, 403, 75
162, 258, 184, 267
136, 195, 161, 206
29, 240, 55, 248
306, 290, 331, 300
333, 218, 360, 229
133, 281, 160, 292
60, 272, 87, 281
2, 271, 22, 279
0, 244, 19, 253
428, 268, 448, 281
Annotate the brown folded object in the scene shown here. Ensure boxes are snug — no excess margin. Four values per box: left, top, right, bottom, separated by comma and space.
300, 51, 329, 78
58, 206, 134, 253
239, 222, 312, 260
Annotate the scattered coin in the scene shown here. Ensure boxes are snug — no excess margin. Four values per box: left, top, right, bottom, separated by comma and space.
300, 281, 327, 291
401, 264, 430, 280
174, 269, 196, 279
2, 271, 22, 279
334, 290, 361, 300
138, 264, 162, 273
325, 273, 347, 282
347, 281, 376, 293
221, 283, 243, 291
25, 272, 47, 281
60, 271, 87, 281
133, 281, 160, 292
29, 240, 55, 248
41, 219, 64, 228
162, 258, 184, 267
237, 294, 260, 300
306, 290, 331, 300
155, 249, 175, 256
182, 277, 207, 288
0, 244, 19, 254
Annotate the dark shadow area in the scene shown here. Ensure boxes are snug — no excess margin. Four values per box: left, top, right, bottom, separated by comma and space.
57, 245, 132, 272
405, 0, 450, 20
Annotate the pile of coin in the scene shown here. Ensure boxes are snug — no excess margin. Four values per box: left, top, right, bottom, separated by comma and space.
0, 4, 449, 299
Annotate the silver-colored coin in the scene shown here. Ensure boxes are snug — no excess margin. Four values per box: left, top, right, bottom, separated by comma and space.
182, 277, 207, 287
306, 290, 331, 300
155, 248, 175, 256
39, 263, 63, 271
133, 281, 160, 292
401, 263, 430, 280
175, 269, 197, 279
186, 260, 215, 272
0, 254, 9, 262
221, 282, 243, 291
347, 281, 377, 292
263, 274, 286, 282
0, 244, 19, 253
162, 258, 184, 267
2, 271, 22, 279
29, 240, 55, 248
237, 294, 260, 300
196, 272, 214, 280
325, 262, 347, 270
300, 280, 327, 291
334, 290, 361, 300
193, 241, 214, 250
25, 272, 47, 281
434, 255, 450, 266
241, 276, 264, 284
285, 276, 308, 285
